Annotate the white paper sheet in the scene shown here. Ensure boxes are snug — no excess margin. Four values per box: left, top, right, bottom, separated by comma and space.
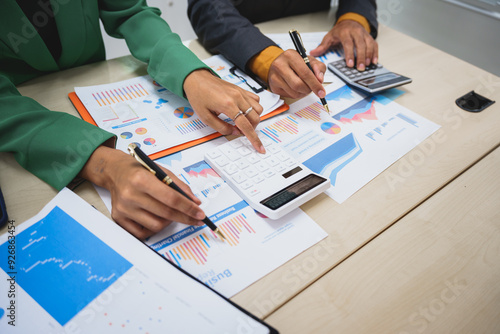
96, 138, 328, 298
0, 189, 272, 333
74, 55, 283, 155
256, 78, 440, 203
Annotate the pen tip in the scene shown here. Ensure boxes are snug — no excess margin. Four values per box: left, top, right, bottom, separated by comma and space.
324, 104, 331, 114
215, 229, 226, 241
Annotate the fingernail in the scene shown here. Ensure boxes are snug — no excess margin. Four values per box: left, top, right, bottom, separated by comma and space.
318, 72, 324, 82
196, 211, 205, 220
318, 90, 326, 98
259, 145, 266, 154
373, 57, 378, 64
196, 221, 204, 226
347, 59, 354, 67
232, 128, 241, 136
365, 58, 371, 66
358, 63, 365, 71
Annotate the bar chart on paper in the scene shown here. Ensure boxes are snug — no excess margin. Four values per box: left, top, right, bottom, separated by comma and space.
147, 199, 327, 297
259, 115, 301, 143
175, 119, 208, 135
294, 102, 323, 121
163, 213, 256, 267
365, 113, 420, 142
91, 83, 149, 106
75, 76, 217, 155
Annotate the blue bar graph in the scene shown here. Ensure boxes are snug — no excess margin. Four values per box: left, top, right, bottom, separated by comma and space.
397, 113, 419, 127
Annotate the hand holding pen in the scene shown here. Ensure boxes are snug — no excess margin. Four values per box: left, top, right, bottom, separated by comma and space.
289, 29, 330, 114
128, 144, 226, 240
79, 145, 211, 240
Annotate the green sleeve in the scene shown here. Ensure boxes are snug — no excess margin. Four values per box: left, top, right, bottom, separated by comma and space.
99, 0, 210, 97
0, 75, 115, 190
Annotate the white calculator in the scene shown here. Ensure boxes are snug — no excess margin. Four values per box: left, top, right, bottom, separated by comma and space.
328, 59, 412, 94
204, 136, 330, 219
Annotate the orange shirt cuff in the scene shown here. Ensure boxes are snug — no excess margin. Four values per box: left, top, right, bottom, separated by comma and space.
247, 46, 283, 83
336, 13, 371, 34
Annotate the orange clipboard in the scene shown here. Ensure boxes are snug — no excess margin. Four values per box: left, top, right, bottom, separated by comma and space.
69, 92, 289, 160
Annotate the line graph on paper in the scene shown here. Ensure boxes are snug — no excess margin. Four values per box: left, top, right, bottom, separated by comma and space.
324, 84, 366, 114
182, 160, 224, 199
0, 206, 132, 326
332, 97, 378, 125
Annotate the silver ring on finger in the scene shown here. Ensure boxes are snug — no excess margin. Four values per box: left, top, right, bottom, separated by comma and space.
243, 107, 253, 116
232, 110, 244, 122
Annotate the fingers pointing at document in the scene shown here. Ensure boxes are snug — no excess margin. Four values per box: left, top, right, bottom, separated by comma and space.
183, 69, 265, 154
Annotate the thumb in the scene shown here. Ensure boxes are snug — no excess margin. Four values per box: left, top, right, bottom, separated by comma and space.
310, 34, 334, 57
310, 43, 329, 57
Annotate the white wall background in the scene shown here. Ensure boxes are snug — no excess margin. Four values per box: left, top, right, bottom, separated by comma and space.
377, 0, 500, 76
101, 0, 500, 77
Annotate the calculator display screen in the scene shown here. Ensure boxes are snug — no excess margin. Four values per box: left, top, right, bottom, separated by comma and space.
356, 73, 399, 87
354, 72, 412, 91
260, 174, 327, 210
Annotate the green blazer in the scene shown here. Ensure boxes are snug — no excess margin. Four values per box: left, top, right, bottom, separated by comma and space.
0, 0, 209, 190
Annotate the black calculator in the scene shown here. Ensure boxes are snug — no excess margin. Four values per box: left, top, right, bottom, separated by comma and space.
328, 59, 412, 94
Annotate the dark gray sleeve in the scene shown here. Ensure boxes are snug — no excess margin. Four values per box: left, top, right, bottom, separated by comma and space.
337, 0, 378, 38
188, 0, 279, 71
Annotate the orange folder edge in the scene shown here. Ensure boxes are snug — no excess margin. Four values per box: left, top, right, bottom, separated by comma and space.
68, 92, 289, 160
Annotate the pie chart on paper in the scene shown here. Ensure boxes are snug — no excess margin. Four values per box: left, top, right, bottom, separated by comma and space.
174, 107, 194, 119
135, 127, 147, 135
120, 132, 133, 139
143, 138, 156, 145
321, 122, 341, 134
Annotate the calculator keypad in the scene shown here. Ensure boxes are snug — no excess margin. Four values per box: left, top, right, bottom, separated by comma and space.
206, 136, 300, 196
330, 59, 383, 80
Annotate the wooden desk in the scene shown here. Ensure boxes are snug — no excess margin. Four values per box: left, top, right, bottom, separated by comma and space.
267, 147, 500, 334
1, 11, 499, 332
223, 13, 500, 319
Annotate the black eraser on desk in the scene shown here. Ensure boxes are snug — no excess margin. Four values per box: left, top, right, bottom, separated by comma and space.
456, 90, 495, 113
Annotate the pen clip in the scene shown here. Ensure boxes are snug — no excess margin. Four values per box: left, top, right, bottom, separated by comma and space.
128, 143, 156, 175
289, 29, 305, 51
289, 29, 308, 59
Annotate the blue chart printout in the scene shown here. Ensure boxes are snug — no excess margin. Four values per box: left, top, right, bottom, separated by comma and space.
0, 189, 274, 333
256, 78, 440, 203
0, 206, 132, 326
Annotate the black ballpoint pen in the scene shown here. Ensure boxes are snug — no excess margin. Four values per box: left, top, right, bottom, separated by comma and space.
289, 29, 330, 114
127, 143, 226, 241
